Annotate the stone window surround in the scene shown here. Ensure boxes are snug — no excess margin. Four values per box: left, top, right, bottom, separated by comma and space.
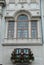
5, 12, 31, 39
5, 17, 41, 40
3, 11, 42, 46
17, 14, 29, 39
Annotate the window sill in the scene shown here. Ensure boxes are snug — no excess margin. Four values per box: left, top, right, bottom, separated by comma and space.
2, 38, 42, 46
18, 2, 28, 4
2, 43, 43, 46
30, 2, 38, 4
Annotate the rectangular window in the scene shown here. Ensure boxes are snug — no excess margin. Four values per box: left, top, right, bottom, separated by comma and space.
24, 49, 29, 54
16, 49, 21, 54
7, 21, 14, 39
31, 21, 37, 39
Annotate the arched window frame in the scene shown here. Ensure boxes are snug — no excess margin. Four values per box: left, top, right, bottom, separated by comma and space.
16, 14, 29, 39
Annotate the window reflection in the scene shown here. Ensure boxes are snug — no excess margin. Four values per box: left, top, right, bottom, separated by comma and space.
24, 49, 29, 54
7, 21, 14, 39
17, 14, 28, 39
16, 49, 21, 54
31, 21, 37, 39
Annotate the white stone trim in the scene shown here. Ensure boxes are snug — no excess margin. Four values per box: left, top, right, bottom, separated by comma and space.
5, 17, 15, 39
37, 20, 41, 38
4, 11, 42, 45
14, 22, 16, 38
5, 21, 8, 38
15, 11, 31, 39
15, 12, 31, 21
29, 21, 31, 38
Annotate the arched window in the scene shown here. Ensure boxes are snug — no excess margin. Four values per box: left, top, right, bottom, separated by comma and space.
17, 14, 28, 39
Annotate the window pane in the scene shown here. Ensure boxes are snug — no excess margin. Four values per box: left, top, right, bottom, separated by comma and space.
7, 21, 14, 39
17, 14, 28, 39
16, 49, 21, 54
18, 15, 28, 21
31, 21, 37, 39
24, 55, 29, 58
24, 49, 29, 54
18, 22, 28, 29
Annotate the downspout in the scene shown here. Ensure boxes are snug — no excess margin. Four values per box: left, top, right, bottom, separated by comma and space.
40, 0, 43, 45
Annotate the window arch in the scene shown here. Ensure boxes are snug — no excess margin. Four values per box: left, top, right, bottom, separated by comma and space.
17, 14, 29, 39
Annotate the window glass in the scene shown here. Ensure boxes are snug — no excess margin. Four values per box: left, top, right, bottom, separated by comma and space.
16, 49, 21, 54
24, 49, 29, 54
17, 14, 28, 39
31, 21, 37, 39
24, 55, 29, 58
7, 21, 14, 39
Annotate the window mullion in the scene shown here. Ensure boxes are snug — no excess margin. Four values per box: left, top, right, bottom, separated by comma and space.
37, 21, 41, 39
14, 22, 17, 39
5, 21, 8, 38
29, 21, 31, 39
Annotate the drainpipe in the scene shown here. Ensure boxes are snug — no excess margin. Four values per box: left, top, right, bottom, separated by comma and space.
40, 0, 43, 45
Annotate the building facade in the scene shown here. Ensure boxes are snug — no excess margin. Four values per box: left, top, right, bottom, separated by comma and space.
0, 0, 44, 65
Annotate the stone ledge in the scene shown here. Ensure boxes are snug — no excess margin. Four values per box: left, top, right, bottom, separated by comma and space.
2, 43, 43, 46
